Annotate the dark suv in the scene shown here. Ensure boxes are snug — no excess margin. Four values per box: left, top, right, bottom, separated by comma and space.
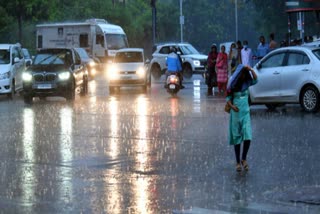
22, 48, 88, 103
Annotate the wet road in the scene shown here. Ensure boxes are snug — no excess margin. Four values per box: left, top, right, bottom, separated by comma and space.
0, 74, 320, 214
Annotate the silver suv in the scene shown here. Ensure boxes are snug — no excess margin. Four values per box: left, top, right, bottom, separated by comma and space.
150, 43, 207, 79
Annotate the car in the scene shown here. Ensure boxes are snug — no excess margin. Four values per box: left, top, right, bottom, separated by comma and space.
22, 48, 89, 103
22, 48, 33, 66
74, 48, 98, 78
0, 43, 26, 99
249, 46, 320, 112
150, 43, 207, 79
107, 48, 150, 93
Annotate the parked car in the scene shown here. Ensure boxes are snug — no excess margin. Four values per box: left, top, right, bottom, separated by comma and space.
74, 48, 97, 77
107, 48, 150, 93
249, 46, 320, 112
22, 48, 89, 103
150, 43, 207, 79
22, 48, 33, 66
0, 43, 26, 99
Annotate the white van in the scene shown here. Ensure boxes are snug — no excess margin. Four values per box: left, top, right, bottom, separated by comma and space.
0, 44, 26, 98
36, 19, 129, 63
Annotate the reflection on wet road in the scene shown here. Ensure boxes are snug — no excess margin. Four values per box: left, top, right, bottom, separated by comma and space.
0, 74, 320, 213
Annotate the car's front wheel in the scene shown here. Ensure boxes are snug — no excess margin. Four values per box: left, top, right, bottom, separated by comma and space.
182, 64, 192, 79
151, 64, 161, 80
66, 82, 75, 101
80, 76, 88, 96
300, 86, 319, 112
24, 95, 33, 104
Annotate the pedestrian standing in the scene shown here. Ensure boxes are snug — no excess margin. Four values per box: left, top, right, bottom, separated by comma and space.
228, 43, 238, 75
226, 64, 258, 172
269, 33, 277, 51
236, 40, 243, 64
216, 45, 228, 96
241, 40, 252, 67
206, 44, 218, 96
257, 35, 269, 59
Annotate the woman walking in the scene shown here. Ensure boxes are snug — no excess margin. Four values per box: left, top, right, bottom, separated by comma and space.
216, 45, 228, 96
228, 43, 238, 75
226, 64, 258, 172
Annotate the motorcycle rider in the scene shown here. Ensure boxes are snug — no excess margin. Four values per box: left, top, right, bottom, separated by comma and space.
165, 46, 185, 89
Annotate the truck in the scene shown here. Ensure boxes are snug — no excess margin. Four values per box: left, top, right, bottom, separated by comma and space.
36, 19, 129, 63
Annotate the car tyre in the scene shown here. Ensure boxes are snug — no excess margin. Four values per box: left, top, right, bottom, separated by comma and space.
7, 80, 15, 99
24, 95, 33, 104
80, 76, 88, 96
300, 86, 319, 112
66, 82, 76, 101
151, 64, 161, 80
182, 64, 192, 79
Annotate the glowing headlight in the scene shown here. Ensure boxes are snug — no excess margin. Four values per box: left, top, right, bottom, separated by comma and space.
193, 60, 200, 66
58, 71, 71, 80
89, 61, 96, 67
0, 71, 10, 80
22, 72, 32, 82
108, 65, 119, 79
136, 67, 145, 76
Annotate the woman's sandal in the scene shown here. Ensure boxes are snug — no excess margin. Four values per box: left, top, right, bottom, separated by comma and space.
236, 163, 242, 172
241, 160, 249, 171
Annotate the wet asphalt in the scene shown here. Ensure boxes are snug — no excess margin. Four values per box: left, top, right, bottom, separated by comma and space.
0, 73, 320, 214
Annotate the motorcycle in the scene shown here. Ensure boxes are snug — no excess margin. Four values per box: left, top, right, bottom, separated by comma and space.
166, 73, 181, 96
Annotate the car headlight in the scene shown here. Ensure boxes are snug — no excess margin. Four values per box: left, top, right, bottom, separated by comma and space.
193, 60, 200, 66
0, 71, 11, 80
136, 67, 145, 77
22, 72, 32, 82
58, 71, 71, 80
89, 61, 96, 67
108, 65, 119, 79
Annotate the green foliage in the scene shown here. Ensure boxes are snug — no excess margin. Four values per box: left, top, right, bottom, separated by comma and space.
0, 0, 318, 54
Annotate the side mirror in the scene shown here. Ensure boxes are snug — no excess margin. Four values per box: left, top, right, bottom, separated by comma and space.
145, 59, 150, 64
14, 57, 20, 64
177, 51, 182, 55
26, 61, 31, 66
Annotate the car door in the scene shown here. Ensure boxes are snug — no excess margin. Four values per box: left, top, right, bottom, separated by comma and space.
250, 51, 286, 102
279, 51, 311, 102
72, 50, 84, 86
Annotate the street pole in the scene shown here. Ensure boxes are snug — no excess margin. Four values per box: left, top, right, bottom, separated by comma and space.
180, 0, 184, 43
235, 0, 238, 42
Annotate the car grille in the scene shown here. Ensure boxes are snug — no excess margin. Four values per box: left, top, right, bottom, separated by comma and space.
119, 71, 136, 74
33, 73, 57, 82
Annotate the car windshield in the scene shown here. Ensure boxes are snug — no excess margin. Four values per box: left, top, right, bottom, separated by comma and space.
106, 34, 129, 49
114, 52, 143, 63
0, 49, 10, 64
179, 44, 200, 55
34, 50, 73, 66
75, 48, 90, 60
312, 49, 320, 60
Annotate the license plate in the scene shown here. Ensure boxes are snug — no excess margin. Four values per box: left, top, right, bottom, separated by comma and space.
169, 84, 176, 89
121, 76, 132, 79
37, 84, 52, 89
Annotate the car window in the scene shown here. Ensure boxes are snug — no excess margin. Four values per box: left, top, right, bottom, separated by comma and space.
159, 47, 170, 54
115, 52, 143, 63
179, 44, 199, 55
0, 49, 10, 64
287, 52, 310, 66
312, 49, 320, 60
34, 50, 72, 65
261, 53, 286, 68
12, 47, 20, 59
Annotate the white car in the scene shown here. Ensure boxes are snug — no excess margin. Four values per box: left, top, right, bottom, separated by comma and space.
107, 48, 150, 93
150, 43, 207, 79
0, 44, 26, 98
249, 46, 320, 112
